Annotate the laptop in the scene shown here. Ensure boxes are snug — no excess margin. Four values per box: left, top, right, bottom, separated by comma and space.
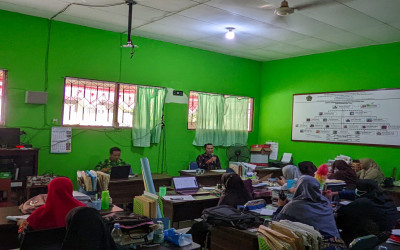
172, 176, 200, 195
110, 165, 131, 179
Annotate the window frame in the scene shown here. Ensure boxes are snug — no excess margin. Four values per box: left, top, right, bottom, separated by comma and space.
62, 77, 163, 128
0, 70, 7, 126
187, 90, 254, 132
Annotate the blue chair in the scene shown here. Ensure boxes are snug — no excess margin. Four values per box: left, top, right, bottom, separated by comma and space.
189, 162, 199, 170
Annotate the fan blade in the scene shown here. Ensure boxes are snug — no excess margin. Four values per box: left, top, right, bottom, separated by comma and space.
293, 0, 340, 11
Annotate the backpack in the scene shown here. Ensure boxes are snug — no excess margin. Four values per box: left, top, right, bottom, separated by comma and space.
202, 205, 263, 230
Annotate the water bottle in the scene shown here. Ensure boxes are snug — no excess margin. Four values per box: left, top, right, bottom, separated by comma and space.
111, 223, 123, 245
101, 191, 109, 210
153, 220, 164, 243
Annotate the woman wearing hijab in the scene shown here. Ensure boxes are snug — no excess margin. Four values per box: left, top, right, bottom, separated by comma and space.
274, 175, 340, 239
336, 179, 398, 245
62, 206, 117, 250
358, 158, 385, 184
328, 160, 358, 190
277, 165, 301, 189
218, 173, 251, 208
298, 161, 317, 176
26, 177, 86, 230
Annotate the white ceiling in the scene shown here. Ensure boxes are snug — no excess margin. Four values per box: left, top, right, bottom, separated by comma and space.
1, 0, 400, 61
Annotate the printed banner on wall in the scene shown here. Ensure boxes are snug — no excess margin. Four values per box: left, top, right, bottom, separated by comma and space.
292, 88, 400, 147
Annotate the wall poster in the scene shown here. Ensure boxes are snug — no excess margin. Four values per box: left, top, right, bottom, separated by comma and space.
292, 89, 400, 147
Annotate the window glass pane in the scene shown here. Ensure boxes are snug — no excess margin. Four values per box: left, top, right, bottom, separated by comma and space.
118, 84, 137, 127
63, 78, 115, 126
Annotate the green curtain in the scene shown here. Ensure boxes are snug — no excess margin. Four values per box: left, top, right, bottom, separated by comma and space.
193, 94, 249, 146
193, 93, 225, 146
132, 87, 166, 147
223, 96, 249, 146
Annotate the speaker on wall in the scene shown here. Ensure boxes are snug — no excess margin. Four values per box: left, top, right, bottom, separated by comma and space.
25, 91, 48, 104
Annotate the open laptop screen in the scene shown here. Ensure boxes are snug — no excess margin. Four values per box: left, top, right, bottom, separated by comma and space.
110, 165, 131, 179
173, 177, 198, 191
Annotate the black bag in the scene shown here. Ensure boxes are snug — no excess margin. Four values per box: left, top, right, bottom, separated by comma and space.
202, 205, 263, 230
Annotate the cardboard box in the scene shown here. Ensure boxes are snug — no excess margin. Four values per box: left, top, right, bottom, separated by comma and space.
250, 144, 272, 155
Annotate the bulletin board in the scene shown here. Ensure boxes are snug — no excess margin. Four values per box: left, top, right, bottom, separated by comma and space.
291, 88, 400, 147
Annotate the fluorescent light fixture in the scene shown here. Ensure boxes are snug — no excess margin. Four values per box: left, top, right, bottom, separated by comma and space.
225, 27, 235, 40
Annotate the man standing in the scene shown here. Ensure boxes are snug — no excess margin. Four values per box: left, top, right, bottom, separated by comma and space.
95, 147, 128, 174
196, 143, 221, 171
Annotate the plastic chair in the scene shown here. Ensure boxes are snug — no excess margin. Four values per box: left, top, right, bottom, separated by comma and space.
189, 162, 199, 170
0, 178, 13, 207
348, 235, 379, 250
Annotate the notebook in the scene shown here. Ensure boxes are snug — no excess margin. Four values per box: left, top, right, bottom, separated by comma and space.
110, 165, 131, 179
173, 176, 200, 195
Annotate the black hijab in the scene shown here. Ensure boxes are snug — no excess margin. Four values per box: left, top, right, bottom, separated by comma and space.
329, 160, 358, 189
62, 207, 117, 250
298, 161, 317, 176
218, 173, 251, 208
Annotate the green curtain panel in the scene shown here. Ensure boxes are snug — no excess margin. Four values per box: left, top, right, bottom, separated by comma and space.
193, 93, 249, 146
132, 87, 166, 147
223, 96, 249, 146
193, 93, 225, 146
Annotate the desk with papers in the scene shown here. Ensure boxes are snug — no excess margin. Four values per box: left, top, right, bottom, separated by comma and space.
179, 171, 224, 186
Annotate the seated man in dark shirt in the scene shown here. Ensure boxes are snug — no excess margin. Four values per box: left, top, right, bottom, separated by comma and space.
196, 143, 221, 171
94, 147, 128, 174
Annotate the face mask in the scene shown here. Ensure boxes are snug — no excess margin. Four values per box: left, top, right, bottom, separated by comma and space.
355, 188, 367, 197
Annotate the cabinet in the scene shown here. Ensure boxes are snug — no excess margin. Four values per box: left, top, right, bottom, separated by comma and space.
0, 149, 39, 204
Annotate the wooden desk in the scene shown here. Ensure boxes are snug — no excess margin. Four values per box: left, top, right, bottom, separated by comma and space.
0, 206, 22, 249
210, 226, 258, 250
178, 171, 223, 186
109, 174, 172, 205
255, 167, 282, 179
382, 186, 400, 206
163, 195, 219, 226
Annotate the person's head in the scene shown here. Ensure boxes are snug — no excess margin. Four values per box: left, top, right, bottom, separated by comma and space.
332, 160, 349, 172
204, 143, 214, 156
360, 158, 378, 170
48, 177, 73, 199
293, 175, 326, 203
355, 179, 380, 197
109, 147, 121, 162
282, 165, 301, 180
221, 173, 244, 190
298, 161, 317, 176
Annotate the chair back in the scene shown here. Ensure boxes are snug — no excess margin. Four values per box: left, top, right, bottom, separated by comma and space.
0, 178, 12, 207
189, 162, 199, 170
348, 235, 379, 250
20, 227, 66, 250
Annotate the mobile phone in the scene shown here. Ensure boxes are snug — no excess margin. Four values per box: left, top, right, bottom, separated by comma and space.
279, 190, 287, 200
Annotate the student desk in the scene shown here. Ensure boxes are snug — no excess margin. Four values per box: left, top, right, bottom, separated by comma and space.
382, 186, 400, 206
162, 195, 219, 227
255, 167, 283, 179
210, 226, 258, 250
0, 206, 22, 249
109, 174, 172, 205
178, 171, 223, 186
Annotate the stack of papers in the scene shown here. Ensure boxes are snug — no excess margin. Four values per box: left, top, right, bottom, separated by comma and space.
181, 170, 197, 173
163, 195, 195, 201
211, 169, 226, 173
386, 229, 400, 246
73, 191, 91, 201
7, 214, 30, 221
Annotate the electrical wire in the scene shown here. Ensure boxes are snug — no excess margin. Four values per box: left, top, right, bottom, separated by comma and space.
50, 2, 126, 20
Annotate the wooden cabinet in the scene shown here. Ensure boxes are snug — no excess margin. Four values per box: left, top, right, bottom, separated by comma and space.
0, 149, 39, 204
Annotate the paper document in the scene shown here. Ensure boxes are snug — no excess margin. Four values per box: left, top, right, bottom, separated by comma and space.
339, 200, 352, 205
265, 167, 281, 170
252, 183, 268, 188
281, 153, 292, 163
7, 215, 30, 221
163, 195, 195, 201
397, 207, 400, 212
252, 208, 275, 216
265, 141, 278, 160
242, 163, 257, 171
268, 186, 282, 191
392, 229, 400, 236
211, 169, 226, 173
202, 187, 216, 190
181, 170, 197, 173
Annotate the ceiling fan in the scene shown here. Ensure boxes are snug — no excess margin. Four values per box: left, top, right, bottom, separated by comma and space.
265, 0, 340, 17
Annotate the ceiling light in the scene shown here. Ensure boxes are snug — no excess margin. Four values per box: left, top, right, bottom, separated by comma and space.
225, 27, 235, 40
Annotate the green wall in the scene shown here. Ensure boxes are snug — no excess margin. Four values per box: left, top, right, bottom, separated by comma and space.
259, 42, 400, 176
0, 10, 261, 181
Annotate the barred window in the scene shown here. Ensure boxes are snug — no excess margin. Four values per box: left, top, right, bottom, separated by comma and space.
0, 70, 6, 125
62, 77, 138, 127
188, 91, 254, 131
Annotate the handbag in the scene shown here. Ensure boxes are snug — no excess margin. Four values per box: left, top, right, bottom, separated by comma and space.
19, 194, 47, 214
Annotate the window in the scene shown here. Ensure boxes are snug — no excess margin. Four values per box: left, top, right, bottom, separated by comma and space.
188, 91, 254, 131
0, 70, 6, 125
63, 77, 137, 127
